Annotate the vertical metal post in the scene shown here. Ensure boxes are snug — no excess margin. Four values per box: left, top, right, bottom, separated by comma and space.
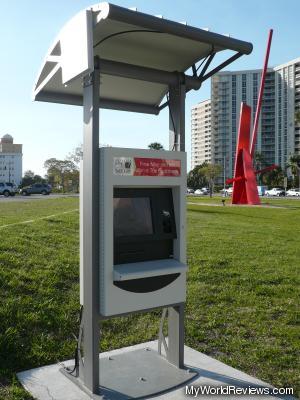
82, 58, 100, 394
250, 29, 273, 158
169, 83, 186, 151
167, 81, 185, 368
223, 155, 226, 191
167, 304, 185, 368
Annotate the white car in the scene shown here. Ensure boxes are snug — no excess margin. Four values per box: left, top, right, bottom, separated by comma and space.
265, 188, 285, 197
200, 187, 209, 195
194, 189, 204, 195
221, 187, 233, 196
286, 188, 300, 197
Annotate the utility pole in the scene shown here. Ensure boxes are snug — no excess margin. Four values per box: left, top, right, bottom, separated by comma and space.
223, 156, 226, 191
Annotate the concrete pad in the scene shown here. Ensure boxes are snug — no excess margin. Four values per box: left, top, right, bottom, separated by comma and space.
17, 340, 294, 400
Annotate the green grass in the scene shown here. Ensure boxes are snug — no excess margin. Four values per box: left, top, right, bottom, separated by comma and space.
186, 201, 300, 395
187, 194, 300, 209
0, 197, 299, 399
0, 197, 79, 226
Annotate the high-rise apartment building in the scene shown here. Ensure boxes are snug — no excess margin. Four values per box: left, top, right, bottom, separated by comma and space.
191, 57, 300, 181
191, 100, 211, 170
0, 134, 23, 185
274, 59, 300, 165
211, 68, 276, 180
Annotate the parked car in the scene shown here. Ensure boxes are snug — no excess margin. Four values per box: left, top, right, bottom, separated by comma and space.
286, 188, 300, 197
200, 187, 209, 195
187, 188, 194, 194
265, 188, 285, 197
221, 187, 233, 196
0, 182, 17, 197
194, 189, 204, 195
257, 185, 268, 196
20, 183, 51, 196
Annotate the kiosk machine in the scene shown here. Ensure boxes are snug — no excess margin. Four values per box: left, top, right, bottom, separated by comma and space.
32, 3, 252, 398
97, 147, 187, 316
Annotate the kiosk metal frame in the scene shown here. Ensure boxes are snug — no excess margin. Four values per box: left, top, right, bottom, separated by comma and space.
32, 3, 253, 396
81, 62, 188, 393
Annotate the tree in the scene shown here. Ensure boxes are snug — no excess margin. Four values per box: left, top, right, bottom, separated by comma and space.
33, 174, 45, 184
253, 152, 265, 170
295, 110, 300, 124
21, 170, 35, 187
44, 158, 78, 192
286, 154, 300, 191
187, 163, 208, 190
148, 142, 164, 150
253, 152, 266, 184
261, 166, 285, 188
67, 144, 83, 167
20, 170, 46, 187
201, 164, 222, 197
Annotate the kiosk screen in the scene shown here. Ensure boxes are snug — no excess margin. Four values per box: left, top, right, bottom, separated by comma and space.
113, 198, 153, 237
113, 188, 176, 265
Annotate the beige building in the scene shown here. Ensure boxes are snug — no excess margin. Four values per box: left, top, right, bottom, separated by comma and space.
191, 99, 211, 170
0, 134, 23, 185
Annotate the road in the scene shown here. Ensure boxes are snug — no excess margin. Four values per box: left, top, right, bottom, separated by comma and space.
0, 194, 79, 202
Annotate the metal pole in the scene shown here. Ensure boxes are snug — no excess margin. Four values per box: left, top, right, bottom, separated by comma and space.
250, 29, 273, 158
169, 83, 186, 151
82, 58, 100, 394
223, 156, 226, 191
167, 82, 185, 368
167, 304, 184, 368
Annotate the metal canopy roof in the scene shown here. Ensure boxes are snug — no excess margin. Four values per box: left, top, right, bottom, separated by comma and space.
33, 2, 253, 114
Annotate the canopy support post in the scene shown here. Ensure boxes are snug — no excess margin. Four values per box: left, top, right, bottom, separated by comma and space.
166, 81, 186, 369
169, 82, 186, 151
82, 57, 100, 394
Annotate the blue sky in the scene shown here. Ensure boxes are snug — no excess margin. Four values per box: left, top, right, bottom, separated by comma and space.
1, 0, 300, 174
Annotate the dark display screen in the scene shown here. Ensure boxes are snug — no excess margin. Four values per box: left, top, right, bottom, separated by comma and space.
113, 197, 153, 237
113, 188, 176, 265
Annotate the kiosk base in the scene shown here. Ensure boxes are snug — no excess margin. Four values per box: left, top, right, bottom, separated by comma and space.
61, 347, 197, 399
17, 340, 282, 400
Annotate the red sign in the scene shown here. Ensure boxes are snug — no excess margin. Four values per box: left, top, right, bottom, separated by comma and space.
134, 158, 181, 177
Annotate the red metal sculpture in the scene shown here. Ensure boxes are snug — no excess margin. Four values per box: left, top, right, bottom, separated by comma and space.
226, 29, 275, 205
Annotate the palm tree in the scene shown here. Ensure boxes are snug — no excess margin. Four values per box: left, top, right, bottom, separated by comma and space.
287, 154, 300, 191
253, 152, 265, 184
148, 142, 164, 150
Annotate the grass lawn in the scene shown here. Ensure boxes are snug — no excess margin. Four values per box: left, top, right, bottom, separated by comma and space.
187, 194, 300, 209
0, 197, 299, 399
